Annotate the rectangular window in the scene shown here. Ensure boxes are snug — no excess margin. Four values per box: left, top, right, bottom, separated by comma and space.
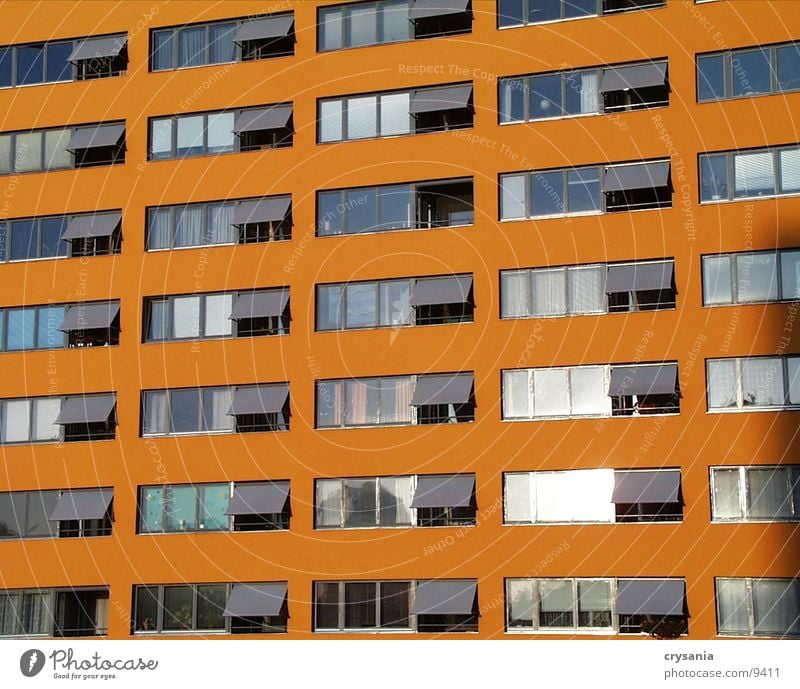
702, 249, 800, 305
0, 587, 109, 638
706, 356, 799, 411
498, 0, 663, 28
711, 465, 800, 522
138, 483, 229, 533
716, 578, 800, 637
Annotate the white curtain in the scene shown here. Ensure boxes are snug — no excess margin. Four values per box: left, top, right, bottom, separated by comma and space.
570, 366, 611, 416
736, 253, 778, 302
148, 208, 171, 249
207, 202, 235, 244
702, 255, 733, 305
711, 468, 742, 520
379, 281, 411, 326
501, 174, 527, 219
533, 369, 569, 416
33, 398, 61, 441
0, 594, 21, 635
734, 151, 775, 196
2, 400, 31, 443
502, 370, 531, 419
380, 377, 412, 424
707, 360, 738, 408
174, 206, 203, 248
178, 26, 205, 67
15, 132, 43, 173
319, 100, 343, 143
316, 380, 343, 427
143, 391, 167, 435
379, 476, 413, 526
741, 358, 784, 406
716, 579, 750, 633
316, 480, 343, 527
203, 294, 233, 337
540, 580, 573, 614
501, 271, 530, 317
753, 580, 800, 635
379, 93, 410, 136
580, 71, 599, 113
172, 296, 201, 338
23, 592, 53, 635
346, 96, 378, 139
504, 473, 533, 522
531, 269, 566, 316
568, 265, 606, 314
206, 388, 233, 431
779, 148, 800, 192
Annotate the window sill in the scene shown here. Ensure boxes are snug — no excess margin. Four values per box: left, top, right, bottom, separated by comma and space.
317, 124, 474, 147
141, 333, 288, 345
700, 190, 800, 205
316, 524, 475, 531
500, 210, 602, 222
316, 421, 473, 430
505, 628, 616, 635
147, 145, 292, 163
150, 52, 294, 75
316, 222, 474, 239
503, 520, 681, 526
313, 629, 415, 635
711, 518, 800, 524
698, 89, 800, 105
137, 529, 289, 536
499, 111, 601, 126
316, 320, 473, 334
707, 406, 800, 414
502, 413, 679, 422
703, 299, 800, 308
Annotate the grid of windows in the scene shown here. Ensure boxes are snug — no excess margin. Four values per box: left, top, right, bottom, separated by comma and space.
706, 356, 800, 411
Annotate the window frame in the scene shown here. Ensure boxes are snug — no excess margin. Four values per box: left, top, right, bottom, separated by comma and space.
706, 355, 800, 412
701, 248, 800, 306
715, 577, 800, 638
0, 586, 109, 638
710, 465, 800, 523
496, 0, 665, 29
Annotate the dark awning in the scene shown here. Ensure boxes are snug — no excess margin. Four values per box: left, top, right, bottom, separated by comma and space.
223, 583, 287, 618
59, 302, 120, 332
55, 394, 116, 424
68, 35, 127, 62
411, 373, 473, 406
234, 15, 294, 42
409, 276, 472, 306
603, 161, 670, 192
225, 482, 289, 515
232, 197, 291, 226
61, 212, 121, 240
49, 489, 113, 521
616, 579, 686, 616
411, 475, 474, 508
233, 105, 293, 133
230, 290, 288, 320
608, 364, 677, 397
612, 471, 681, 504
411, 580, 477, 615
66, 123, 125, 151
410, 0, 471, 19
606, 261, 674, 293
228, 384, 289, 415
600, 62, 667, 93
410, 85, 473, 114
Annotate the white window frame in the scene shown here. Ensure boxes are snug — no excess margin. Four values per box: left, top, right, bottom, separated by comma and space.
706, 356, 800, 412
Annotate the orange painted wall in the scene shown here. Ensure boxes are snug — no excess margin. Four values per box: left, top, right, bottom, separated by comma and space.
0, 0, 799, 639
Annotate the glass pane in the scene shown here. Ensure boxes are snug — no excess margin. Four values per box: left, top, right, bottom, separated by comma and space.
568, 469, 615, 522
530, 73, 563, 119
0, 48, 12, 87
176, 115, 205, 156
206, 112, 234, 153
498, 0, 526, 27
539, 580, 574, 627
15, 131, 43, 173
319, 99, 344, 143
501, 174, 527, 219
203, 293, 233, 337
736, 253, 778, 302
316, 380, 342, 427
564, 70, 599, 115
530, 268, 566, 316
707, 360, 738, 409
345, 379, 380, 425
379, 581, 410, 628
578, 580, 612, 628
379, 92, 410, 136
344, 582, 376, 628
378, 377, 413, 424
535, 472, 578, 522
318, 191, 343, 235
40, 216, 68, 257
9, 220, 36, 261
567, 167, 601, 212
507, 580, 534, 628
0, 493, 24, 538
504, 473, 532, 522
697, 54, 725, 101
530, 0, 561, 24
46, 41, 73, 82
346, 96, 378, 139
174, 205, 204, 248
177, 26, 206, 67
151, 30, 174, 70
207, 202, 235, 244
748, 467, 792, 519
779, 148, 800, 193
162, 586, 194, 630
753, 579, 800, 636
567, 266, 605, 313
777, 44, 800, 92
317, 284, 343, 330
315, 582, 340, 629
32, 398, 61, 441
741, 357, 784, 407
44, 129, 72, 169
172, 296, 201, 338
150, 118, 173, 159
533, 369, 569, 416
716, 579, 750, 633
531, 170, 564, 216
139, 487, 164, 532
142, 391, 167, 434
24, 491, 58, 537
169, 388, 200, 433
712, 469, 742, 520
503, 369, 531, 418
16, 45, 44, 85
134, 587, 160, 631
196, 585, 226, 630
379, 280, 412, 326
570, 366, 610, 416
319, 8, 344, 51
164, 486, 197, 531
201, 387, 233, 432
0, 135, 11, 174
734, 151, 775, 198
147, 300, 169, 340
22, 592, 52, 634
316, 479, 343, 527
209, 23, 236, 64
565, 0, 597, 18
36, 306, 65, 349
700, 154, 729, 201
377, 184, 412, 230
345, 187, 377, 233
732, 48, 772, 97
501, 271, 529, 318
347, 5, 378, 47
6, 309, 35, 350
378, 476, 413, 526
343, 479, 377, 527
381, 0, 411, 42
702, 255, 733, 305
788, 358, 800, 405
500, 78, 526, 122
199, 484, 229, 530
345, 283, 377, 328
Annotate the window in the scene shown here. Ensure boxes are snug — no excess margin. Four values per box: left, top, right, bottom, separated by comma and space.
146, 196, 291, 250
507, 578, 686, 636
316, 373, 474, 429
56, 301, 120, 348
698, 42, 800, 102
0, 396, 88, 445
313, 580, 477, 633
0, 34, 126, 89
503, 363, 679, 420
318, 83, 473, 143
133, 583, 288, 634
0, 587, 109, 638
148, 105, 292, 160
706, 356, 800, 411
142, 384, 289, 437
716, 579, 800, 638
710, 466, 800, 522
0, 304, 65, 351
702, 249, 800, 305
499, 60, 667, 122
699, 145, 800, 203
497, 0, 664, 28
150, 14, 294, 70
500, 159, 670, 220
316, 178, 473, 236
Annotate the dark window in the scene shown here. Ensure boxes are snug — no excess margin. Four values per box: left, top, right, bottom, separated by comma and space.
611, 392, 679, 416
417, 613, 478, 633
0, 48, 12, 87
63, 419, 116, 442
416, 506, 476, 527
46, 42, 74, 82
16, 44, 44, 85
416, 400, 475, 424
54, 589, 108, 637
619, 613, 687, 636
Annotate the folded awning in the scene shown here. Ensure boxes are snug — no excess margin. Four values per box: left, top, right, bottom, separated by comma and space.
612, 471, 681, 504
59, 302, 120, 332
411, 475, 474, 508
61, 212, 121, 240
600, 62, 667, 92
234, 15, 294, 42
409, 276, 472, 306
232, 196, 291, 226
608, 364, 677, 397
230, 290, 289, 320
410, 0, 471, 18
68, 35, 127, 62
411, 580, 477, 615
616, 579, 686, 616
223, 583, 287, 618
233, 105, 292, 133
410, 85, 473, 114
411, 372, 473, 406
49, 489, 113, 521
66, 123, 125, 151
55, 394, 116, 424
228, 384, 289, 415
225, 482, 289, 515
606, 261, 674, 293
603, 161, 670, 192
